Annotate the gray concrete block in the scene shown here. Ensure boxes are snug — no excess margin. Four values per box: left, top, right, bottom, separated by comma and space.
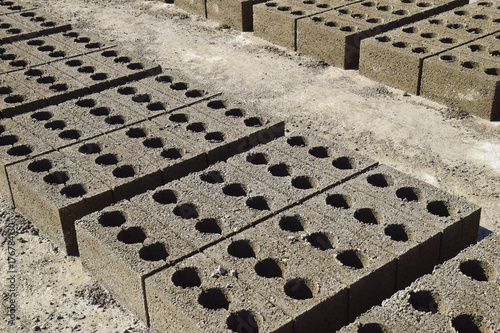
146, 252, 294, 333
206, 0, 266, 31
59, 135, 163, 202
337, 305, 418, 333
0, 73, 47, 117
0, 1, 35, 16
75, 200, 196, 322
203, 226, 349, 332
0, 41, 47, 74
8, 151, 113, 254
346, 164, 481, 261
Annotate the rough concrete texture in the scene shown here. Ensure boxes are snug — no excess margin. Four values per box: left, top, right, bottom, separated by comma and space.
0, 0, 34, 15
206, 0, 266, 31
75, 200, 196, 322
130, 179, 248, 251
346, 164, 481, 261
0, 41, 47, 74
146, 252, 294, 333
337, 304, 417, 332
0, 73, 48, 117
203, 226, 349, 332
8, 150, 113, 255
175, 0, 208, 18
420, 40, 500, 120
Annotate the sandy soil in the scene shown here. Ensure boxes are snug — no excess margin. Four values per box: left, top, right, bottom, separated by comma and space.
1, 0, 498, 331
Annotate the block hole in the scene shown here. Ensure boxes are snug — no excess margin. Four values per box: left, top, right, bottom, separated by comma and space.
489, 50, 500, 57
473, 14, 488, 20
161, 148, 184, 160
440, 55, 456, 62
59, 130, 81, 140
393, 9, 408, 15
49, 51, 65, 58
485, 68, 500, 76
195, 218, 222, 234
78, 143, 101, 155
143, 137, 164, 149
78, 66, 95, 73
63, 31, 79, 37
227, 310, 261, 333
427, 200, 455, 217
76, 99, 96, 108
367, 173, 393, 187
5, 95, 24, 103
205, 132, 225, 142
417, 2, 431, 7
95, 153, 119, 166
172, 267, 202, 288
105, 115, 125, 125
377, 5, 391, 11
396, 187, 421, 201
86, 43, 101, 49
352, 13, 366, 19
187, 122, 206, 132
118, 86, 137, 95
309, 146, 331, 158
244, 117, 263, 127
7, 145, 31, 156
366, 18, 382, 23
117, 227, 146, 244
38, 45, 55, 52
36, 76, 56, 84
246, 152, 269, 165
50, 84, 68, 92
153, 189, 178, 205
284, 278, 316, 299
0, 135, 17, 146
200, 170, 224, 183
9, 60, 27, 67
279, 215, 307, 232
155, 75, 172, 83
477, 1, 492, 6
60, 184, 86, 198
43, 171, 69, 185
223, 183, 248, 197
255, 258, 284, 278
246, 196, 271, 211
357, 323, 390, 333
90, 73, 108, 81
354, 208, 381, 225
198, 288, 231, 310
139, 242, 168, 261
147, 102, 166, 111
412, 47, 428, 54
27, 39, 44, 46
7, 28, 21, 34
337, 250, 368, 269
454, 10, 468, 16
447, 23, 463, 29
376, 36, 392, 43
98, 211, 126, 227
173, 203, 199, 219
384, 224, 413, 241
467, 28, 483, 34
225, 108, 245, 117
451, 314, 490, 333
266, 2, 277, 6
0, 53, 15, 60
227, 239, 257, 258
132, 94, 151, 103
325, 21, 338, 27
44, 120, 65, 130
126, 127, 147, 138
112, 165, 135, 178
306, 232, 335, 250
28, 159, 52, 172
402, 27, 418, 33
440, 38, 456, 44
291, 10, 303, 15
287, 136, 308, 147
292, 176, 317, 189
185, 89, 203, 98
207, 100, 227, 109
75, 37, 90, 43
326, 193, 352, 209
392, 42, 408, 48
277, 6, 291, 11
170, 82, 188, 90
0, 86, 12, 94
114, 56, 130, 63
429, 19, 442, 24
459, 260, 496, 281
90, 107, 110, 116
169, 113, 189, 123
409, 290, 440, 313
332, 156, 357, 169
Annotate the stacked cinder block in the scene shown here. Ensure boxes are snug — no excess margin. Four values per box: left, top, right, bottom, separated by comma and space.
338, 234, 499, 332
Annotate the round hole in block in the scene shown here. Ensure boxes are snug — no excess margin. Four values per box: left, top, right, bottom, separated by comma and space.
454, 10, 468, 16
309, 146, 331, 158
36, 76, 55, 84
367, 173, 393, 187
412, 47, 428, 54
244, 117, 263, 127
155, 75, 173, 83
427, 200, 455, 216
28, 159, 52, 172
357, 323, 390, 333
291, 176, 317, 189
255, 258, 284, 278
228, 239, 257, 258
306, 232, 335, 250
459, 260, 496, 281
198, 288, 231, 310
287, 136, 308, 147
284, 278, 316, 299
117, 227, 146, 244
169, 113, 189, 123
266, 2, 277, 7
440, 37, 456, 44
98, 211, 126, 227
147, 102, 166, 112
316, 4, 329, 9
185, 89, 203, 98
420, 32, 436, 38
440, 55, 456, 62
451, 314, 490, 333
392, 41, 408, 48
485, 68, 500, 76
326, 193, 352, 209
473, 14, 488, 20
172, 267, 202, 288
132, 94, 150, 103
7, 145, 31, 156
187, 122, 206, 133
195, 218, 222, 234
60, 184, 86, 198
268, 163, 292, 177
227, 310, 261, 333
44, 120, 66, 131
117, 86, 137, 95
477, 1, 493, 6
0, 134, 18, 146
112, 165, 135, 178
38, 45, 55, 52
490, 50, 500, 57
362, 1, 376, 6
325, 21, 339, 27
95, 153, 119, 166
417, 2, 431, 7
396, 187, 422, 201
43, 171, 69, 185
332, 156, 357, 169
90, 73, 108, 81
376, 36, 391, 43
85, 42, 101, 49
291, 10, 304, 15
27, 39, 44, 46
63, 31, 79, 37
161, 148, 185, 160
384, 224, 413, 241
78, 66, 95, 73
0, 86, 12, 95
126, 127, 147, 138
338, 9, 350, 14
78, 143, 101, 155
367, 18, 382, 23
277, 6, 291, 11
200, 170, 224, 184
75, 37, 90, 43
205, 132, 225, 142
246, 196, 271, 210
173, 203, 199, 219
170, 82, 188, 90
354, 208, 381, 225
207, 100, 227, 109
153, 189, 178, 205
337, 249, 368, 269
447, 23, 463, 30
59, 130, 81, 140
279, 215, 308, 232
6, 28, 21, 34
125, 62, 142, 69
143, 137, 164, 149
467, 28, 483, 34
303, 0, 314, 4
225, 108, 245, 117
223, 183, 248, 197
105, 115, 125, 125
377, 5, 391, 11
246, 152, 269, 165
352, 13, 366, 19
408, 290, 440, 313
50, 83, 68, 92
9, 60, 27, 67
340, 26, 354, 32
31, 111, 52, 121
393, 9, 408, 15
49, 51, 65, 58
0, 53, 15, 60
5, 95, 24, 104
139, 242, 168, 261
90, 107, 110, 116
76, 98, 96, 108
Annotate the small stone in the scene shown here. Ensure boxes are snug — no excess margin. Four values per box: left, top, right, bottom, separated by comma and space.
215, 266, 227, 275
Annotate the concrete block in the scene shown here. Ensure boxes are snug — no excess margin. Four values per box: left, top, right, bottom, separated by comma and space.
346, 164, 481, 261
59, 135, 163, 202
203, 226, 349, 332
8, 151, 113, 254
174, 0, 207, 18
146, 252, 294, 333
181, 162, 294, 224
0, 73, 47, 117
0, 1, 35, 16
130, 180, 247, 251
476, 233, 500, 257
337, 305, 417, 333
75, 200, 196, 322
206, 0, 266, 31
0, 41, 47, 74
48, 29, 115, 55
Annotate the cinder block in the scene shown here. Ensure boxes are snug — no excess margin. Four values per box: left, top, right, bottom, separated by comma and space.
0, 2, 35, 16
256, 204, 397, 321
60, 135, 163, 202
203, 226, 349, 332
346, 164, 481, 261
206, 0, 266, 31
0, 73, 47, 117
337, 305, 417, 333
0, 41, 47, 74
8, 151, 113, 254
48, 29, 115, 55
75, 200, 196, 322
146, 252, 294, 333
476, 233, 500, 257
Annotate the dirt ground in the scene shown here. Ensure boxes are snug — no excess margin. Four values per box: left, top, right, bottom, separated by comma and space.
0, 0, 498, 331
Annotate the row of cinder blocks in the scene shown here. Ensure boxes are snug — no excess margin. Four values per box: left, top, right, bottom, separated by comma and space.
339, 233, 499, 332
74, 131, 481, 332
360, 1, 500, 119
